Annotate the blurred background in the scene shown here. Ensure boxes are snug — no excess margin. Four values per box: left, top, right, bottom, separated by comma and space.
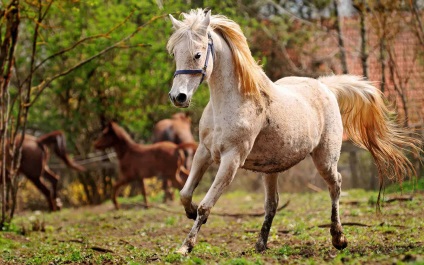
1, 0, 422, 212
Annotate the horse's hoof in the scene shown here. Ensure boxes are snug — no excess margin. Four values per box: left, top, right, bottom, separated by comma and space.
176, 245, 192, 256
185, 203, 198, 220
332, 234, 348, 250
255, 241, 267, 253
186, 211, 197, 220
55, 198, 63, 210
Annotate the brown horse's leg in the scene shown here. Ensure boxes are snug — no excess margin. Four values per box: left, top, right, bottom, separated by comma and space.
43, 167, 62, 210
30, 177, 56, 211
312, 152, 347, 250
162, 178, 174, 202
139, 178, 148, 207
112, 178, 130, 210
161, 176, 168, 203
179, 144, 212, 220
255, 173, 279, 252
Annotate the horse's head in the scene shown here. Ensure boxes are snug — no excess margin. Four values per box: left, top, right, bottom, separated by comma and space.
94, 122, 118, 150
172, 112, 192, 125
167, 9, 213, 108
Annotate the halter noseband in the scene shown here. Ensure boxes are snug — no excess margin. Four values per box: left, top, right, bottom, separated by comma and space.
173, 32, 214, 86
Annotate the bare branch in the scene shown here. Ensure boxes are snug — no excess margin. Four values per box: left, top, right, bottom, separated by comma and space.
260, 24, 318, 77
19, 8, 136, 90
28, 13, 168, 106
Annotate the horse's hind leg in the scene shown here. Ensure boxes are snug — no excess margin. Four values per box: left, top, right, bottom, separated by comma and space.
312, 148, 348, 250
256, 173, 279, 252
139, 178, 148, 207
43, 167, 62, 209
29, 176, 56, 211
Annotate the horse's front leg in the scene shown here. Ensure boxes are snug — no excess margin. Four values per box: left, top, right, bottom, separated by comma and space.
177, 148, 242, 255
179, 143, 212, 220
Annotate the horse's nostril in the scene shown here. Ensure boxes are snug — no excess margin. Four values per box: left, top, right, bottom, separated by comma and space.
176, 93, 187, 103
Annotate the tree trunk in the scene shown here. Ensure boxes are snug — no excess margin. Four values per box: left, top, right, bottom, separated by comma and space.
359, 0, 369, 78
334, 0, 348, 74
349, 151, 360, 188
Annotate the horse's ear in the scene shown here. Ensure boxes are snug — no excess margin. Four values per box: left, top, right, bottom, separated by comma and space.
169, 14, 183, 30
199, 9, 211, 35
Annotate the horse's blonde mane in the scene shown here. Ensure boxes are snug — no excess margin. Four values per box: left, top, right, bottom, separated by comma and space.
167, 9, 271, 98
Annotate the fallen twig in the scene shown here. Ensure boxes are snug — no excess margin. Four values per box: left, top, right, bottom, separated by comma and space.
121, 200, 290, 218
118, 239, 134, 247
58, 239, 84, 244
314, 222, 408, 229
90, 246, 114, 253
385, 196, 413, 203
314, 222, 370, 229
379, 222, 406, 228
211, 200, 290, 218
245, 220, 407, 234
340, 200, 363, 205
245, 228, 292, 234
307, 183, 323, 192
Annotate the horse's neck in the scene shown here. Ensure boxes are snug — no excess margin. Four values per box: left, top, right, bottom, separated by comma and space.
113, 136, 136, 159
208, 39, 240, 111
207, 34, 271, 113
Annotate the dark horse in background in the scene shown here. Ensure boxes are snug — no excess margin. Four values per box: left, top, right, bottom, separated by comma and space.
153, 112, 197, 172
94, 122, 195, 209
1, 131, 85, 211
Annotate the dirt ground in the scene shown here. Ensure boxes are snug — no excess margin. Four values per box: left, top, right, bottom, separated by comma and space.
1, 188, 423, 264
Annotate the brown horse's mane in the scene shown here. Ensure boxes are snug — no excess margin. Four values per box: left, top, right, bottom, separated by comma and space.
110, 122, 136, 145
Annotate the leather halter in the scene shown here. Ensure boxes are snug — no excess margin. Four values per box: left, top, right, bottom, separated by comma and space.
173, 32, 214, 86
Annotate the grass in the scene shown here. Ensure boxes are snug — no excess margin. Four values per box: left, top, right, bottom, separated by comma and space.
384, 177, 424, 194
1, 186, 423, 264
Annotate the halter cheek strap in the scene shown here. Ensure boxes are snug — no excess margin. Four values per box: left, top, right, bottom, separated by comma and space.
173, 32, 215, 86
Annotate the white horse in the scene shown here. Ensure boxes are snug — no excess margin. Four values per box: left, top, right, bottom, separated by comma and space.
167, 9, 419, 255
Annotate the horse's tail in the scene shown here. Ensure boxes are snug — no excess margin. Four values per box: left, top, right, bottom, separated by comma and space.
318, 75, 421, 199
37, 131, 86, 172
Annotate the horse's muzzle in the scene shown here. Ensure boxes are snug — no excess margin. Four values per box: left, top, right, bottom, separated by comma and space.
169, 92, 190, 108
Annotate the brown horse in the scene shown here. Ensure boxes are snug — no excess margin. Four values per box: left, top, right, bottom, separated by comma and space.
153, 112, 197, 171
1, 131, 85, 211
94, 122, 195, 209
153, 112, 195, 144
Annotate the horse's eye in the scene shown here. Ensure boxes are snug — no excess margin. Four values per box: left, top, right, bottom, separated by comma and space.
194, 52, 201, 59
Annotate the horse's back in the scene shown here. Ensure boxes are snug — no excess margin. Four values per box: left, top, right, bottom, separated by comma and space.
129, 141, 180, 177
242, 76, 342, 173
153, 119, 175, 143
153, 118, 194, 144
273, 76, 341, 126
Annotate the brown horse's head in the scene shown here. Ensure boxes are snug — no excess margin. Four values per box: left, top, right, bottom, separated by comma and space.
94, 122, 118, 150
172, 112, 192, 125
